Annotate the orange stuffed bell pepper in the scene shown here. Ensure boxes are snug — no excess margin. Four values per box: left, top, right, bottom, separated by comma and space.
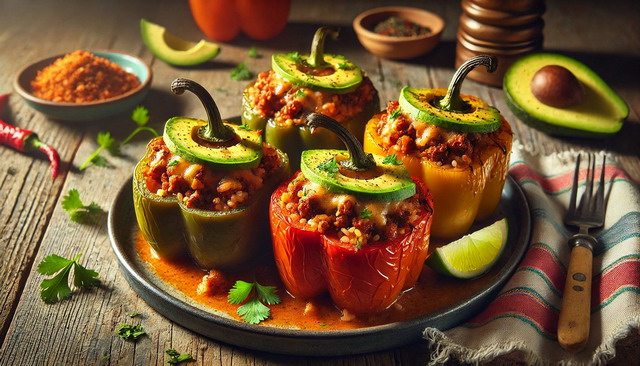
269, 113, 433, 315
364, 55, 513, 238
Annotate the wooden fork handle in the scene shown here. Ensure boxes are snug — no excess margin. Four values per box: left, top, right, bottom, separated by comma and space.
558, 234, 597, 353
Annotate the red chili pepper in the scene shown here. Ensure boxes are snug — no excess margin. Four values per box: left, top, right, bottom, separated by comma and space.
0, 94, 60, 178
269, 176, 434, 315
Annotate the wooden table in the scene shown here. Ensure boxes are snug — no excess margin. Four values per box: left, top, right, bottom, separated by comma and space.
1, 0, 638, 364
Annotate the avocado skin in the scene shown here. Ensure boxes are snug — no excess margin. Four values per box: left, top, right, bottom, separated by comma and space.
502, 53, 628, 138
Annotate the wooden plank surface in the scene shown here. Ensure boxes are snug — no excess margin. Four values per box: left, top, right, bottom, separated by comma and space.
0, 0, 638, 365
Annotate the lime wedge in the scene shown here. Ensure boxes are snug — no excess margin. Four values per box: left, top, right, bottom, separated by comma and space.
426, 218, 508, 279
140, 19, 220, 66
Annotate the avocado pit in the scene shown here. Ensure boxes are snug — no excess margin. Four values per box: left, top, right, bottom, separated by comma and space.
530, 65, 585, 108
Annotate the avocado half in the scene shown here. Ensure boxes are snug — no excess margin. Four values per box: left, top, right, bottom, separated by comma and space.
503, 53, 628, 138
140, 19, 220, 66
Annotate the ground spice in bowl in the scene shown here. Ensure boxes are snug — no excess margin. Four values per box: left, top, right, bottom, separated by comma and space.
373, 16, 432, 37
30, 50, 140, 103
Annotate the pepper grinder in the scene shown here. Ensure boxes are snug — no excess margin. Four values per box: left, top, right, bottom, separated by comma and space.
456, 0, 545, 86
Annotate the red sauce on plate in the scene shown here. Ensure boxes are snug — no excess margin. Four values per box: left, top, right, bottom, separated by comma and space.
134, 232, 499, 330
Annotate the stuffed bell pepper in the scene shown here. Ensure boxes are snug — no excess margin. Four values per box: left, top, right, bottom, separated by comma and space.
270, 113, 433, 315
241, 27, 379, 170
364, 55, 513, 238
133, 78, 289, 270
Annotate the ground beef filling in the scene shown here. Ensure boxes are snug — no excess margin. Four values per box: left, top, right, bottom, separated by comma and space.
375, 101, 509, 167
142, 137, 280, 211
279, 172, 428, 248
245, 70, 375, 127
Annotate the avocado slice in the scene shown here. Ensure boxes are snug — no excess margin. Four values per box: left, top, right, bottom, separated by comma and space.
504, 53, 628, 137
398, 55, 502, 133
301, 149, 415, 201
140, 19, 220, 66
164, 78, 262, 170
163, 117, 262, 170
271, 27, 363, 94
399, 87, 502, 133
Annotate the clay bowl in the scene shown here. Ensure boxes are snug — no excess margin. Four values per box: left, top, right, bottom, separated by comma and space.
353, 6, 445, 60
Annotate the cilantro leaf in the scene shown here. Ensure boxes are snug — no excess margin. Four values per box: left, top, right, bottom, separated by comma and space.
97, 132, 120, 155
116, 324, 146, 341
228, 280, 281, 324
317, 158, 339, 174
61, 189, 103, 223
255, 282, 280, 305
37, 253, 100, 304
131, 106, 150, 126
237, 297, 271, 324
167, 159, 179, 167
382, 154, 402, 165
73, 262, 100, 288
166, 349, 194, 364
237, 124, 252, 131
90, 155, 107, 167
286, 52, 301, 62
228, 280, 254, 304
337, 62, 352, 70
389, 108, 401, 120
360, 208, 372, 219
128, 312, 140, 318
231, 62, 251, 81
355, 239, 362, 250
295, 89, 306, 98
248, 46, 259, 58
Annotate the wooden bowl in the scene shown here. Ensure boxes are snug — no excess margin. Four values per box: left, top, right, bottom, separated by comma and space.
14, 50, 152, 121
353, 7, 445, 60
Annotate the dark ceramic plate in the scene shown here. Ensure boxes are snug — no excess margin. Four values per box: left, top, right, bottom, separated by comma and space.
108, 174, 530, 356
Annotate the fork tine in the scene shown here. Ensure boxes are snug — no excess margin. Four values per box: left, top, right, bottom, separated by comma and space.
595, 155, 606, 219
578, 154, 593, 214
567, 154, 581, 217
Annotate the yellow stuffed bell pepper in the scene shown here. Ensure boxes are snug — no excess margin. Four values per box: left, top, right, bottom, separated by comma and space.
364, 55, 513, 238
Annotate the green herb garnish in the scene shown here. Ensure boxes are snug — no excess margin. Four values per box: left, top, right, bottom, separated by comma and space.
116, 324, 146, 341
317, 158, 339, 173
389, 108, 401, 120
248, 46, 259, 58
167, 159, 179, 167
128, 312, 140, 318
61, 189, 102, 223
286, 51, 301, 62
79, 132, 119, 170
355, 239, 362, 250
337, 62, 352, 70
231, 62, 251, 81
37, 253, 99, 304
121, 106, 160, 145
360, 208, 372, 219
295, 89, 306, 98
237, 124, 252, 131
228, 280, 281, 324
382, 154, 402, 165
166, 349, 194, 364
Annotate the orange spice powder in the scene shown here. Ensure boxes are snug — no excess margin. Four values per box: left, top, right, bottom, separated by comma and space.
30, 50, 140, 103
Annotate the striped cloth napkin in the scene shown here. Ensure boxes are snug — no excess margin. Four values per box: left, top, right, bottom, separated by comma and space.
424, 144, 640, 366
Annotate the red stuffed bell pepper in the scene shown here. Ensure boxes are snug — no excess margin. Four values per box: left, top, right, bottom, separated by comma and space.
269, 113, 434, 315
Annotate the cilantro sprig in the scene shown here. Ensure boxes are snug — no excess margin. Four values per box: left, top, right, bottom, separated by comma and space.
248, 46, 259, 58
231, 62, 252, 81
116, 324, 146, 341
382, 154, 403, 165
37, 253, 99, 304
166, 349, 195, 364
228, 280, 281, 324
389, 108, 401, 120
286, 51, 301, 62
61, 189, 102, 222
79, 106, 158, 170
317, 158, 339, 174
360, 208, 372, 219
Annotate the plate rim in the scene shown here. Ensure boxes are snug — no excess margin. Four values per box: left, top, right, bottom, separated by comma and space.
108, 173, 531, 355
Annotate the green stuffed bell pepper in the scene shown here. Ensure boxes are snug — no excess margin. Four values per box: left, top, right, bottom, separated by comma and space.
133, 78, 289, 270
241, 26, 380, 170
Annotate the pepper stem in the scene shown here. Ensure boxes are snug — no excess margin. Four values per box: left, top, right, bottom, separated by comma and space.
306, 113, 375, 171
438, 55, 497, 112
171, 78, 235, 143
308, 27, 339, 68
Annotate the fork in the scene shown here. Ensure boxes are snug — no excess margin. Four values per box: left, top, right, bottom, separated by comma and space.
557, 153, 606, 353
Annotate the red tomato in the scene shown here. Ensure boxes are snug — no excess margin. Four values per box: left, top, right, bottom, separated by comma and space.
188, 0, 241, 42
237, 0, 291, 40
